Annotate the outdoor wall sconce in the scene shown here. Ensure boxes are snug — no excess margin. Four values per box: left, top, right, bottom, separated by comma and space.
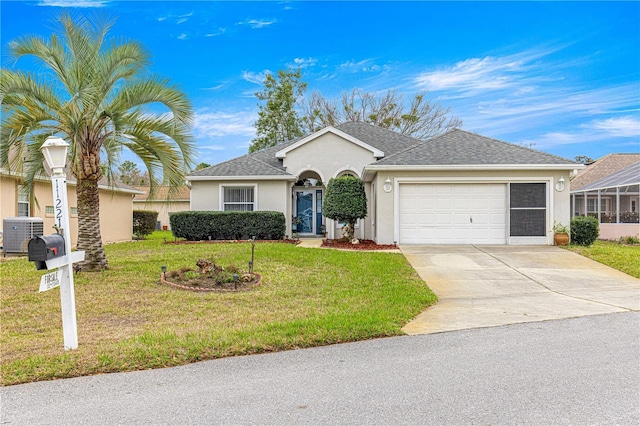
383, 177, 392, 193
555, 176, 565, 192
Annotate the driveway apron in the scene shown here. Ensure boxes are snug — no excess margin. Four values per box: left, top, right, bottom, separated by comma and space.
401, 245, 640, 335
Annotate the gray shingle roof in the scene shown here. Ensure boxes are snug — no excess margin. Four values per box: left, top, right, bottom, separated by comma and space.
334, 121, 424, 156
190, 124, 577, 178
189, 152, 293, 177
371, 129, 577, 166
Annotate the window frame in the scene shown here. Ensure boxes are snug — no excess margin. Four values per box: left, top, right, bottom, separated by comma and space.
17, 185, 30, 217
219, 184, 257, 212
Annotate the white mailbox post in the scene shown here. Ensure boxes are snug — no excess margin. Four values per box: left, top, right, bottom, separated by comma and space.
41, 137, 84, 350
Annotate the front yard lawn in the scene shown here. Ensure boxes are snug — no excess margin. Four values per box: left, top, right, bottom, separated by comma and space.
0, 234, 436, 385
563, 240, 640, 278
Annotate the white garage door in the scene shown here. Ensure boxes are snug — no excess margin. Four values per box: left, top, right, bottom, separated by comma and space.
399, 183, 507, 244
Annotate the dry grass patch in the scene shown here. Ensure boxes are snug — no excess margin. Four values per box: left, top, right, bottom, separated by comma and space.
1, 234, 436, 385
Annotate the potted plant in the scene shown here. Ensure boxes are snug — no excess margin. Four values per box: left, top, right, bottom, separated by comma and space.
319, 224, 326, 238
553, 222, 570, 246
291, 216, 302, 231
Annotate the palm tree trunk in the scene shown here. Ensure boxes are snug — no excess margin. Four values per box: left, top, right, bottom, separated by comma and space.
76, 178, 109, 271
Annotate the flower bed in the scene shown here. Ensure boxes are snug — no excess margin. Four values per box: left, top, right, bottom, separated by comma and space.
321, 239, 397, 250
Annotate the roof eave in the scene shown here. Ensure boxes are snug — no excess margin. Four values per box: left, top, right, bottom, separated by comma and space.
187, 175, 296, 182
362, 163, 583, 181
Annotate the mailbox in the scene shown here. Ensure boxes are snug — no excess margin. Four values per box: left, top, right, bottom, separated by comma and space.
28, 234, 66, 270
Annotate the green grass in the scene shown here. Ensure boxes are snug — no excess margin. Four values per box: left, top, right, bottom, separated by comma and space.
563, 240, 640, 278
0, 231, 436, 385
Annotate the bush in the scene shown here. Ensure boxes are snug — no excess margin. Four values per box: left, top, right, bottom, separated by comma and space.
324, 176, 367, 241
170, 211, 285, 241
619, 236, 640, 245
570, 216, 599, 246
133, 210, 159, 239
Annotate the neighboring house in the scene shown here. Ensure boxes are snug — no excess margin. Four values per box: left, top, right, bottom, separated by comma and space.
187, 122, 580, 245
1, 168, 142, 250
133, 185, 191, 230
570, 154, 640, 240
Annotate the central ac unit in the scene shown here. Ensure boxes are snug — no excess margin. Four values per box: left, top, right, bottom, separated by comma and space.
2, 217, 44, 255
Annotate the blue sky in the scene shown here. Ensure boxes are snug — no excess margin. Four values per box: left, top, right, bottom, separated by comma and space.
2, 0, 639, 167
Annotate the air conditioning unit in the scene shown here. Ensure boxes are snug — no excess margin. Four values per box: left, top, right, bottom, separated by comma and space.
2, 217, 44, 255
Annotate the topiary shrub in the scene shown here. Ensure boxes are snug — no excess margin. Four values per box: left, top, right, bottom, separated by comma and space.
133, 210, 159, 239
170, 211, 285, 241
323, 175, 367, 241
570, 216, 599, 246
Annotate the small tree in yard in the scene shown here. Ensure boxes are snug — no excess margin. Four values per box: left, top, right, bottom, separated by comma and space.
324, 176, 367, 241
133, 210, 159, 239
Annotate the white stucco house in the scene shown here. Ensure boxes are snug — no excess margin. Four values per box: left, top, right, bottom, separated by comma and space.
187, 122, 580, 245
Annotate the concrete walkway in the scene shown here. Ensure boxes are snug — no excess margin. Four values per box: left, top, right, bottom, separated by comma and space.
296, 238, 324, 248
401, 245, 640, 335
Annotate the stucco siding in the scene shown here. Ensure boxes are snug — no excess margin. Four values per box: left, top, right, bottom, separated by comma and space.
0, 176, 18, 228
190, 180, 290, 214
98, 189, 134, 243
190, 180, 220, 211
282, 133, 376, 182
2, 175, 135, 247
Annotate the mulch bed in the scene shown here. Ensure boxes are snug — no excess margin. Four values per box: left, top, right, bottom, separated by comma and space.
321, 239, 398, 250
163, 239, 299, 245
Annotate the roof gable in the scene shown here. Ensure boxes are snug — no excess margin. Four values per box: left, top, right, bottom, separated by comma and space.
275, 126, 384, 159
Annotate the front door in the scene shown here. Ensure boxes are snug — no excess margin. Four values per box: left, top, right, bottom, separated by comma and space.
295, 189, 323, 235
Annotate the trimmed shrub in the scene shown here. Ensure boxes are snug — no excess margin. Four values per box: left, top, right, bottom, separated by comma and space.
133, 210, 159, 239
324, 175, 367, 241
170, 211, 285, 241
570, 216, 599, 246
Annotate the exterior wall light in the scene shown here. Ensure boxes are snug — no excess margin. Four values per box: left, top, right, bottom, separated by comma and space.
555, 176, 565, 192
383, 177, 392, 193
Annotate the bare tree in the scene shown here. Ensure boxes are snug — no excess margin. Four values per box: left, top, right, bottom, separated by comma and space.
300, 89, 462, 140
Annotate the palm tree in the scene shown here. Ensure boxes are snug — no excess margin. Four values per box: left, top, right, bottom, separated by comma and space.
0, 14, 195, 271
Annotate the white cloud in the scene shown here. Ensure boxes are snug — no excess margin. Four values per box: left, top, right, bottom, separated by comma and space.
413, 47, 567, 97
157, 12, 193, 24
38, 0, 107, 6
241, 70, 269, 85
206, 28, 226, 37
518, 114, 640, 150
201, 84, 225, 91
177, 33, 188, 40
585, 116, 640, 138
338, 59, 389, 74
201, 145, 226, 151
237, 19, 276, 29
193, 110, 256, 139
286, 57, 318, 69
408, 45, 639, 154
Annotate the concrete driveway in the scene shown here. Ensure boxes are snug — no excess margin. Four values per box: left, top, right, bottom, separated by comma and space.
400, 245, 639, 335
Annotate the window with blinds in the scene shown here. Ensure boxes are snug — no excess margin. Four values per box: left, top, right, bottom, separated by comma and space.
18, 185, 30, 217
223, 187, 255, 211
510, 183, 546, 237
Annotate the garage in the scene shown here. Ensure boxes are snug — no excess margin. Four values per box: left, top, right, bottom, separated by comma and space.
399, 183, 508, 244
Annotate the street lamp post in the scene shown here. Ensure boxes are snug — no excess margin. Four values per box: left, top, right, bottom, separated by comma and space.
41, 137, 79, 350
